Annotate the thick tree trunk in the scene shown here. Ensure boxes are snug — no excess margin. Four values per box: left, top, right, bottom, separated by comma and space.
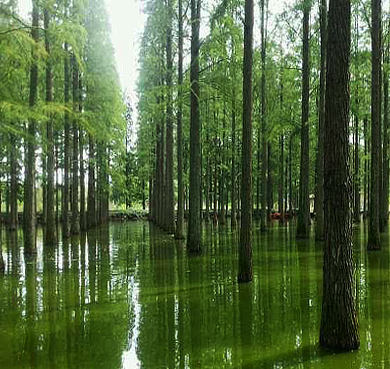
187, 0, 202, 252
24, 0, 39, 254
368, 0, 381, 250
319, 0, 360, 350
238, 0, 254, 283
87, 134, 97, 228
315, 0, 326, 240
71, 55, 80, 235
175, 0, 185, 239
296, 0, 311, 239
45, 8, 56, 245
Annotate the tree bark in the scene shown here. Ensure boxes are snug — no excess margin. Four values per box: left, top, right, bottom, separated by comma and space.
45, 8, 57, 246
71, 55, 80, 235
296, 0, 311, 239
238, 0, 254, 283
315, 0, 326, 240
175, 0, 185, 239
368, 0, 381, 250
231, 94, 237, 228
63, 45, 70, 238
87, 134, 97, 228
319, 0, 360, 350
24, 0, 39, 255
165, 0, 175, 234
79, 78, 86, 232
187, 0, 202, 253
382, 51, 389, 228
9, 133, 18, 230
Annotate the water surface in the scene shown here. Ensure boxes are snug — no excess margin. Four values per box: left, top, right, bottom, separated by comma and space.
0, 221, 389, 368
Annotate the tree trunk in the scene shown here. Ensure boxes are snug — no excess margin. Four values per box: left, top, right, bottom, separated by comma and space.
368, 0, 381, 250
267, 142, 273, 218
364, 116, 368, 217
71, 55, 80, 235
165, 0, 175, 234
63, 45, 70, 238
187, 0, 202, 253
278, 134, 284, 221
319, 0, 360, 350
382, 52, 389, 228
231, 94, 237, 228
45, 8, 56, 245
24, 0, 39, 255
315, 0, 326, 240
175, 0, 185, 239
9, 133, 18, 230
87, 134, 97, 228
220, 106, 226, 225
260, 0, 267, 232
296, 0, 311, 239
238, 0, 254, 283
353, 114, 360, 223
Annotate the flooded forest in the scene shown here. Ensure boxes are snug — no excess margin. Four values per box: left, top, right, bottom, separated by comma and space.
1, 0, 390, 367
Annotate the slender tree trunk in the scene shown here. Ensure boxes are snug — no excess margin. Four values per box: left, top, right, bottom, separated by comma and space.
267, 142, 273, 218
63, 45, 70, 238
278, 134, 284, 221
79, 77, 86, 231
9, 133, 18, 230
297, 0, 311, 239
165, 0, 175, 234
231, 94, 237, 228
24, 0, 39, 254
175, 0, 185, 239
71, 55, 80, 235
353, 114, 360, 223
368, 0, 381, 250
315, 0, 326, 240
364, 116, 368, 217
87, 134, 96, 228
319, 0, 360, 350
45, 8, 56, 245
220, 107, 226, 225
382, 51, 389, 228
260, 0, 267, 231
187, 0, 202, 252
238, 0, 254, 283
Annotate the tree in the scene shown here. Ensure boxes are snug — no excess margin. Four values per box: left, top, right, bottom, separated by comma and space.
187, 0, 202, 253
315, 0, 326, 240
319, 0, 360, 350
44, 6, 57, 246
296, 0, 311, 239
368, 0, 381, 250
175, 0, 185, 239
238, 0, 254, 283
23, 0, 39, 255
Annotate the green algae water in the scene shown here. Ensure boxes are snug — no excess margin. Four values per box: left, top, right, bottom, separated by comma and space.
0, 221, 390, 368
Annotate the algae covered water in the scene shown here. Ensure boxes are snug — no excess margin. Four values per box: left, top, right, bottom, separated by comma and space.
0, 221, 389, 368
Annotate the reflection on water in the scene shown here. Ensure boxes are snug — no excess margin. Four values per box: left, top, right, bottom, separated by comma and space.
1, 221, 390, 368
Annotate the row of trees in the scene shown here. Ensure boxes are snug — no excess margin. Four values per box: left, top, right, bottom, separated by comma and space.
0, 0, 126, 254
135, 0, 388, 352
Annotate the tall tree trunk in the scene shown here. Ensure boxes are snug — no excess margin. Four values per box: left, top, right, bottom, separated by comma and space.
220, 106, 226, 225
71, 55, 79, 235
260, 0, 267, 231
296, 0, 311, 239
238, 0, 254, 283
231, 94, 237, 228
79, 78, 86, 232
368, 0, 381, 250
364, 116, 368, 217
63, 45, 70, 238
187, 0, 202, 253
382, 49, 389, 228
315, 0, 326, 240
267, 142, 273, 218
24, 0, 39, 254
319, 0, 360, 350
45, 8, 56, 245
165, 0, 175, 234
175, 0, 185, 239
278, 134, 284, 221
87, 134, 97, 228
